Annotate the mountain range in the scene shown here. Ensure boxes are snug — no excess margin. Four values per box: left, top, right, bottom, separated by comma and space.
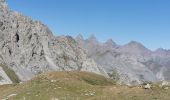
0, 0, 169, 85
76, 34, 170, 85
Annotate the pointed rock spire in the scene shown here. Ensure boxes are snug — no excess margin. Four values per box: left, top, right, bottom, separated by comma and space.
84, 34, 99, 46
105, 39, 116, 46
155, 48, 166, 52
76, 34, 84, 41
87, 34, 98, 42
121, 41, 151, 56
127, 41, 145, 48
154, 48, 170, 55
89, 34, 96, 39
0, 0, 8, 14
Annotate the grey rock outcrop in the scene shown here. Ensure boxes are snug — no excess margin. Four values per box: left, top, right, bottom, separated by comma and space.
0, 0, 107, 84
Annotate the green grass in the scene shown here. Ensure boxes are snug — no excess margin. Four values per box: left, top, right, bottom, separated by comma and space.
0, 71, 170, 100
0, 64, 20, 83
77, 72, 116, 85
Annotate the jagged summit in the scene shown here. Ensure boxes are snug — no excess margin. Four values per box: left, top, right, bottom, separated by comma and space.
105, 39, 117, 47
122, 40, 145, 48
122, 41, 151, 52
86, 34, 98, 42
0, 0, 8, 13
118, 41, 152, 58
155, 48, 169, 52
127, 41, 145, 47
76, 34, 84, 41
153, 48, 170, 57
76, 36, 170, 84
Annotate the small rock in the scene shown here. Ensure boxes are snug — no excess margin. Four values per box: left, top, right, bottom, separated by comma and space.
164, 87, 169, 90
159, 81, 169, 88
90, 93, 94, 96
23, 96, 26, 100
51, 98, 59, 100
51, 80, 57, 83
144, 84, 151, 89
7, 94, 17, 98
85, 93, 89, 96
162, 81, 169, 86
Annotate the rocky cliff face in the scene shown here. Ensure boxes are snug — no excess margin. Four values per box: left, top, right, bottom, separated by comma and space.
0, 0, 107, 85
76, 35, 170, 85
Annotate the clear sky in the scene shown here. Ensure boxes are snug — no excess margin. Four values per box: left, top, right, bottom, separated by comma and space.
7, 0, 170, 50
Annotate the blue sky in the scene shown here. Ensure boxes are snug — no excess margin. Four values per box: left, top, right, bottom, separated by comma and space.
7, 0, 170, 50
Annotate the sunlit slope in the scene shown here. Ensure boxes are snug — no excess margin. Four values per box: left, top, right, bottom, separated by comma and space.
0, 71, 170, 100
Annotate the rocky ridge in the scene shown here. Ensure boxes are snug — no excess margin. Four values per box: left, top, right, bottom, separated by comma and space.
76, 34, 170, 85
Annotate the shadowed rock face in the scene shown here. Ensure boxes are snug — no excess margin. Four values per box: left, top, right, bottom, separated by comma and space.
0, 0, 107, 84
76, 35, 170, 85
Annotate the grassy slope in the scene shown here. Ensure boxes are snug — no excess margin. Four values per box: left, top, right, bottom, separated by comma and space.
0, 71, 170, 100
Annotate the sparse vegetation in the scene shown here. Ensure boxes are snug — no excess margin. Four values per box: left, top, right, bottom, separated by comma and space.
108, 69, 120, 81
79, 72, 116, 85
0, 71, 170, 100
0, 76, 3, 80
0, 64, 20, 83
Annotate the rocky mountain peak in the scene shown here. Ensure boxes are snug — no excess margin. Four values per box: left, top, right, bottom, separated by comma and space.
87, 34, 97, 40
155, 48, 167, 52
153, 48, 170, 57
105, 39, 117, 47
0, 0, 8, 14
128, 41, 143, 46
124, 41, 150, 52
86, 34, 99, 45
76, 34, 84, 41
